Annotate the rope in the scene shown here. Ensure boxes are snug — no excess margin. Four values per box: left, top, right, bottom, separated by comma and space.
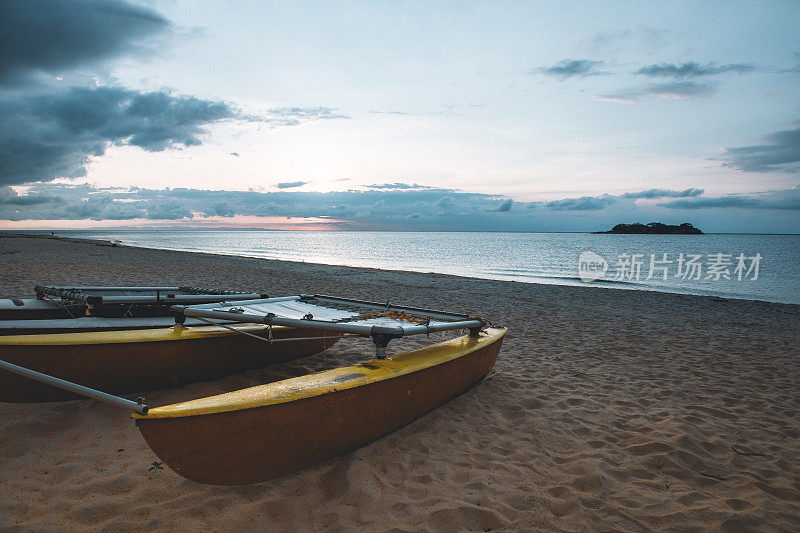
42, 294, 79, 319
471, 316, 494, 328
349, 310, 435, 324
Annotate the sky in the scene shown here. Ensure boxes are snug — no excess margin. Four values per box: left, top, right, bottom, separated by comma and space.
0, 0, 799, 232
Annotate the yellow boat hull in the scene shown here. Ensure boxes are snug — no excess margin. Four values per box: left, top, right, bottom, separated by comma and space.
134, 327, 506, 485
0, 325, 340, 402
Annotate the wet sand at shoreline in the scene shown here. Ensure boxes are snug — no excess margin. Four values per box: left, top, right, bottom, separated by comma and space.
1, 233, 798, 531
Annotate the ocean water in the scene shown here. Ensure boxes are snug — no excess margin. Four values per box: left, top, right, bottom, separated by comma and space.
56, 230, 800, 304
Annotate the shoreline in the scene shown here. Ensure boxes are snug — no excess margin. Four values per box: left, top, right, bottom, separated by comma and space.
1, 231, 793, 307
1, 231, 799, 530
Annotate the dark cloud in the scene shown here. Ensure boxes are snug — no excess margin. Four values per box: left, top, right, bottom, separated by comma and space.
0, 0, 238, 187
536, 60, 607, 79
722, 128, 800, 172
544, 195, 616, 210
620, 188, 704, 199
276, 181, 308, 189
635, 61, 755, 78
597, 61, 752, 102
0, 89, 348, 186
0, 0, 168, 85
0, 86, 240, 186
365, 183, 434, 190
0, 1, 347, 188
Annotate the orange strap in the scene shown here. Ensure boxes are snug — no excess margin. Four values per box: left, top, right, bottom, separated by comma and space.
358, 310, 435, 323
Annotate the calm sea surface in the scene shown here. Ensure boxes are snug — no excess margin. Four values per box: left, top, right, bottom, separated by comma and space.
56, 230, 800, 304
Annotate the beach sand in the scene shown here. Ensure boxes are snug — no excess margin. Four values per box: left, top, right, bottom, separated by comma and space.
0, 233, 798, 531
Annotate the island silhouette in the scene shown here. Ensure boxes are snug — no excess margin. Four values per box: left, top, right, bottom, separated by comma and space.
595, 222, 703, 235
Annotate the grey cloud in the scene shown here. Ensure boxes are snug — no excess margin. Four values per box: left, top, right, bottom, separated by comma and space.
0, 0, 167, 85
145, 200, 193, 220
621, 188, 704, 199
211, 202, 234, 217
495, 199, 513, 212
0, 86, 240, 186
536, 60, 607, 79
0, 184, 514, 224
660, 194, 800, 210
0, 186, 58, 205
63, 194, 145, 220
646, 81, 714, 98
722, 128, 800, 172
266, 107, 347, 126
370, 110, 413, 116
635, 61, 755, 78
590, 28, 669, 53
597, 81, 713, 102
591, 31, 631, 49
276, 181, 308, 189
436, 196, 454, 209
365, 183, 434, 190
660, 197, 760, 209
785, 52, 800, 73
4, 184, 799, 232
544, 195, 616, 210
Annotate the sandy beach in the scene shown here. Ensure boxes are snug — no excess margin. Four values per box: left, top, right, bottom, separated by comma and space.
0, 232, 798, 531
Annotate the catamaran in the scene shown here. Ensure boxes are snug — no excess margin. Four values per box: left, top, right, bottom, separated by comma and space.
0, 293, 505, 485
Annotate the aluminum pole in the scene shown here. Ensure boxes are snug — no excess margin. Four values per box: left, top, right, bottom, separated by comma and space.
0, 359, 149, 414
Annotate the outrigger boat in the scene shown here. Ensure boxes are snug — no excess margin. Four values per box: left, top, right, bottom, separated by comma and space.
0, 286, 267, 321
0, 294, 505, 485
0, 288, 338, 402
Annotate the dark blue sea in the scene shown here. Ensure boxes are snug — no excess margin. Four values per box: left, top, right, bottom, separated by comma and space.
56, 230, 800, 305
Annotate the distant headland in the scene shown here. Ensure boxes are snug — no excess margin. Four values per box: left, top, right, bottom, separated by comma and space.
595, 222, 703, 235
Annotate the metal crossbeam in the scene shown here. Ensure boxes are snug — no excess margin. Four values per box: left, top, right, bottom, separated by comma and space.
175, 306, 483, 339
